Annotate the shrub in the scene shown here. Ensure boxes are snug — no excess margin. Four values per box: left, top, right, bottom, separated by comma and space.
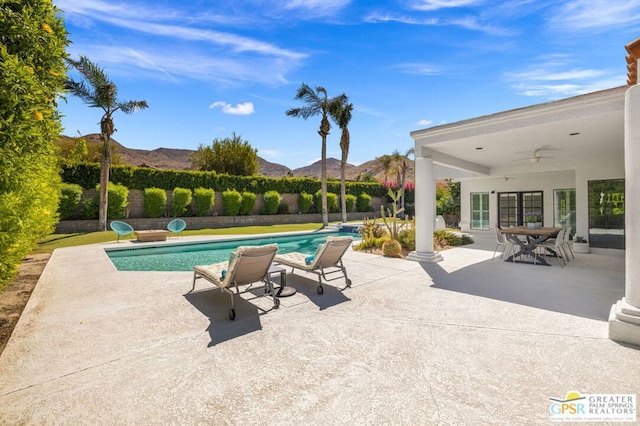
0, 1, 68, 287
194, 187, 215, 216
144, 187, 167, 218
277, 202, 290, 215
345, 194, 357, 213
398, 227, 415, 251
89, 183, 129, 219
222, 189, 242, 216
240, 191, 256, 215
314, 190, 338, 213
327, 192, 338, 213
106, 183, 129, 219
357, 192, 372, 212
59, 183, 83, 220
170, 187, 192, 217
263, 190, 281, 215
298, 192, 313, 214
433, 230, 462, 248
82, 197, 98, 219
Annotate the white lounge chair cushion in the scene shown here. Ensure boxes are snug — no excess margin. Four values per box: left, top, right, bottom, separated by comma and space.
194, 262, 228, 287
194, 244, 278, 289
275, 235, 352, 270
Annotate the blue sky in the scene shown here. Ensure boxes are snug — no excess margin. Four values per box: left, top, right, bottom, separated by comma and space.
56, 0, 640, 170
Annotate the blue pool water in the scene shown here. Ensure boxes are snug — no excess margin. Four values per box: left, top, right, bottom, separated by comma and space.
106, 231, 358, 272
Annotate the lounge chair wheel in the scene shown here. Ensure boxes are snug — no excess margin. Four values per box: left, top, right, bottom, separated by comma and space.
274, 298, 280, 308
317, 285, 323, 294
228, 308, 236, 321
346, 279, 352, 287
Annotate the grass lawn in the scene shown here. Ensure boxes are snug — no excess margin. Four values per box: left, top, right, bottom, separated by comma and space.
34, 222, 331, 253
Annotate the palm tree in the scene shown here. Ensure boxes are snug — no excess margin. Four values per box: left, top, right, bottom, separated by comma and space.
391, 148, 414, 211
286, 83, 340, 227
375, 154, 394, 186
329, 95, 353, 223
65, 56, 148, 231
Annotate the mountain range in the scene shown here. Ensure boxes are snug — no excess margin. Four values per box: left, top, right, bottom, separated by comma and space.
62, 134, 415, 183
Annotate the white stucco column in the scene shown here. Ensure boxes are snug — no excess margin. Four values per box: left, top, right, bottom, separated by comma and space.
609, 83, 640, 346
407, 156, 443, 263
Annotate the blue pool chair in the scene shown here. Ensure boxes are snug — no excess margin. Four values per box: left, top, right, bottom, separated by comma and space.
110, 220, 135, 242
167, 218, 187, 238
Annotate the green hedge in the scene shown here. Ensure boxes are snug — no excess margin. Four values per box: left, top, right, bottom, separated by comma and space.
144, 188, 167, 218
239, 191, 256, 215
345, 194, 357, 213
357, 192, 372, 212
61, 163, 387, 197
298, 192, 313, 214
314, 190, 338, 213
263, 191, 281, 215
0, 0, 68, 287
222, 189, 242, 216
194, 187, 215, 216
59, 183, 83, 220
106, 183, 129, 219
84, 183, 129, 219
170, 187, 192, 217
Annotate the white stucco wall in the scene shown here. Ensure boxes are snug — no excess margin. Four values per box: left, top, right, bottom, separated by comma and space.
458, 157, 625, 237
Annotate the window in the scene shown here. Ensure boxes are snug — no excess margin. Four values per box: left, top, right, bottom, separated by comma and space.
470, 192, 489, 230
498, 191, 543, 228
588, 179, 625, 249
554, 189, 576, 236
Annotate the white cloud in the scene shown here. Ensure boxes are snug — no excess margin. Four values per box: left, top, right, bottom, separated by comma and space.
58, 0, 307, 85
210, 101, 255, 115
397, 63, 441, 75
549, 0, 640, 31
417, 119, 433, 126
408, 0, 484, 11
282, 0, 352, 17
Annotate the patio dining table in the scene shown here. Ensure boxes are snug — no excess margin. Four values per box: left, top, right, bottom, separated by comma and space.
499, 226, 563, 266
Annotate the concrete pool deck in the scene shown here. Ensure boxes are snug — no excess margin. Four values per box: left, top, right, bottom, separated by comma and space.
0, 232, 638, 424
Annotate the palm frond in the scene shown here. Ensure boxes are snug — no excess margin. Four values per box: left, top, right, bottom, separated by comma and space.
117, 100, 149, 114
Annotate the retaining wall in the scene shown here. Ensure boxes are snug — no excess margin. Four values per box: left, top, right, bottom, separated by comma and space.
56, 212, 378, 233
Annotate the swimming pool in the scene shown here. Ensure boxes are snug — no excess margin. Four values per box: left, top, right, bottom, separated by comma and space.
105, 231, 359, 272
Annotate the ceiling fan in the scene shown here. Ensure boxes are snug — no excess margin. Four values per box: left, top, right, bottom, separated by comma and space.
513, 149, 555, 163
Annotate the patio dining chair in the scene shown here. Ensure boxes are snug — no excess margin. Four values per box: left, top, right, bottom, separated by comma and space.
167, 218, 187, 238
274, 235, 353, 294
191, 244, 279, 320
493, 227, 514, 261
535, 228, 567, 267
109, 220, 135, 242
562, 228, 575, 260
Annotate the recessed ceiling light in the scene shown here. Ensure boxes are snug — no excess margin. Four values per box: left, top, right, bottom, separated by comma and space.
475, 147, 483, 150
569, 132, 580, 136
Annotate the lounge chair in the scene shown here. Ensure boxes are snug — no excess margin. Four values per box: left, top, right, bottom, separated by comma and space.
167, 218, 186, 238
274, 235, 353, 294
109, 220, 134, 242
191, 244, 279, 320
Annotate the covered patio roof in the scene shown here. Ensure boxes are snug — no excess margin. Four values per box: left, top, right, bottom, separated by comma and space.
410, 86, 626, 179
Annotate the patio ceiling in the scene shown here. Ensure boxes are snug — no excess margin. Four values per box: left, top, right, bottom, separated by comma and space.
411, 86, 626, 179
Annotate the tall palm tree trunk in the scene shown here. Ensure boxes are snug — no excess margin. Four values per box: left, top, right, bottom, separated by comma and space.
340, 149, 347, 223
99, 135, 110, 231
319, 115, 330, 227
